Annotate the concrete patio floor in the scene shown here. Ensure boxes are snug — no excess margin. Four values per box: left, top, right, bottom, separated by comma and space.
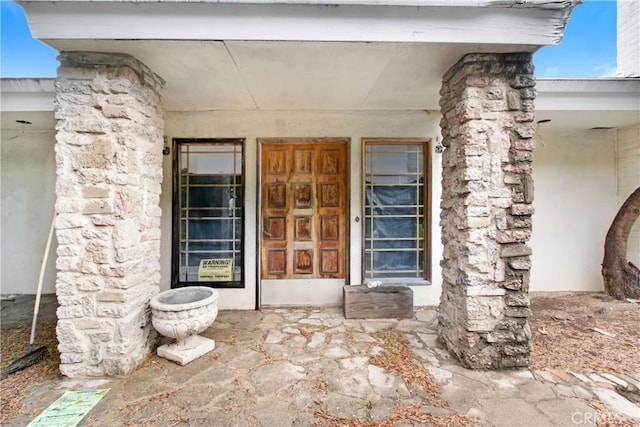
1, 296, 639, 426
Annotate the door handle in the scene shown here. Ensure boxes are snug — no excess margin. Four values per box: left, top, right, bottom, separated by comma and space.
263, 219, 272, 239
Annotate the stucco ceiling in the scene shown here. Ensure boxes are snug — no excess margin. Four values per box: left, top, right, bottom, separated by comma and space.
48, 39, 532, 112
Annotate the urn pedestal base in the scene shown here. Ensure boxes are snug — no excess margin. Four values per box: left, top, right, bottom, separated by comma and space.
150, 286, 220, 366
157, 335, 216, 366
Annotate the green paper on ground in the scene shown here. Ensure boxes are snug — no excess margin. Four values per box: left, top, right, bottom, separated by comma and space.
27, 388, 110, 427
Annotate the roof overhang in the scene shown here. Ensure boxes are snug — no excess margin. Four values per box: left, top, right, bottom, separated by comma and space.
14, 1, 587, 113
0, 78, 55, 112
20, 0, 579, 45
3, 77, 638, 133
42, 39, 537, 111
536, 78, 640, 131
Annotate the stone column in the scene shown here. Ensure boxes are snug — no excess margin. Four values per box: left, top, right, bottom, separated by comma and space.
54, 52, 165, 377
438, 53, 535, 369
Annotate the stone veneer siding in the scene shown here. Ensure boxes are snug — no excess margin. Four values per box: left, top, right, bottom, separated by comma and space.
54, 52, 165, 377
438, 53, 535, 369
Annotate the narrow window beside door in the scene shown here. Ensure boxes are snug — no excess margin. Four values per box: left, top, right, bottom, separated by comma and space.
363, 139, 430, 282
172, 139, 244, 288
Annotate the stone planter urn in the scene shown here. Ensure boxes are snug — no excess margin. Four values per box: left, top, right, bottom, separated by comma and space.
150, 287, 219, 366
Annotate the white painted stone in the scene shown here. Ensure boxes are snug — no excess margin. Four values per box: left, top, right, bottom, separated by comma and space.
554, 384, 575, 398
489, 377, 519, 391
308, 312, 332, 320
567, 371, 591, 384
427, 366, 453, 384
265, 329, 286, 344
433, 347, 451, 360
588, 373, 615, 385
340, 356, 369, 370
362, 321, 396, 333
511, 370, 535, 381
466, 408, 486, 421
257, 313, 284, 329
299, 318, 323, 326
324, 347, 351, 358
370, 346, 385, 356
592, 387, 640, 420
352, 332, 377, 343
396, 320, 424, 332
412, 349, 440, 366
406, 335, 423, 349
330, 371, 372, 397
324, 325, 346, 334
54, 52, 165, 377
308, 332, 325, 349
617, 374, 640, 391
251, 361, 306, 396
157, 335, 216, 366
415, 309, 438, 323
600, 373, 628, 388
368, 365, 397, 393
291, 336, 307, 344
417, 333, 439, 348
573, 385, 594, 400
329, 333, 345, 345
281, 312, 308, 322
465, 286, 506, 296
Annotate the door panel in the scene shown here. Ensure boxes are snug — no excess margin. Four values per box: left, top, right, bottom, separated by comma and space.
261, 139, 348, 281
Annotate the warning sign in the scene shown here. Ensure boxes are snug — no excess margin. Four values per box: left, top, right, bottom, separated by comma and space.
198, 258, 233, 282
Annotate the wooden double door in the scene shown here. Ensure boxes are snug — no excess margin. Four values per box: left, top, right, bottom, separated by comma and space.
260, 139, 348, 283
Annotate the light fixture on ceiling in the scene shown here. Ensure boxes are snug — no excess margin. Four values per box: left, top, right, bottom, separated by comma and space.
10, 120, 33, 140
535, 119, 551, 147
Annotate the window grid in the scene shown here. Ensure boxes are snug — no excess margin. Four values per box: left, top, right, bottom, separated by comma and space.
364, 142, 426, 280
177, 141, 243, 285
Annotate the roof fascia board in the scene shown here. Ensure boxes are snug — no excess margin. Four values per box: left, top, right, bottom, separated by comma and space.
0, 79, 55, 112
15, 0, 580, 6
3, 78, 638, 114
0, 78, 56, 92
20, 1, 576, 45
1, 92, 54, 112
537, 78, 640, 92
536, 78, 640, 111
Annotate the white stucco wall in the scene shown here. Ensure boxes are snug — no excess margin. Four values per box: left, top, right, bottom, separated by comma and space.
1, 131, 57, 295
616, 123, 640, 267
530, 129, 618, 292
2, 111, 630, 306
162, 110, 443, 308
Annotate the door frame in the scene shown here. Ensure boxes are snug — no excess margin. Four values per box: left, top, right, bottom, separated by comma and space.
257, 137, 351, 307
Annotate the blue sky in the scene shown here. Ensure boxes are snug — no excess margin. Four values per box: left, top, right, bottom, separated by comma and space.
1, 1, 59, 77
1, 0, 617, 78
534, 0, 617, 77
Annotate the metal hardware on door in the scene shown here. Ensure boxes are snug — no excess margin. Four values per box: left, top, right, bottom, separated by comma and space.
263, 219, 272, 239
355, 216, 360, 223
